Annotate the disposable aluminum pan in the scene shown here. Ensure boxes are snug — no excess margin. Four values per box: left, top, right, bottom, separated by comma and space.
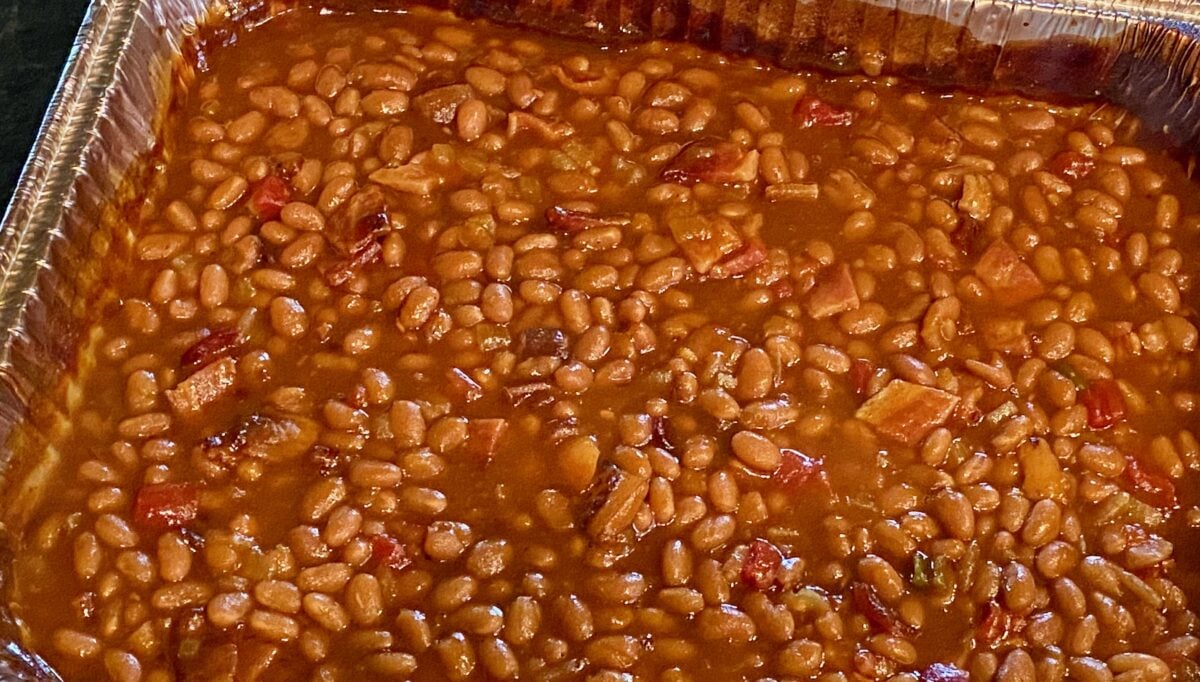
0, 0, 1199, 677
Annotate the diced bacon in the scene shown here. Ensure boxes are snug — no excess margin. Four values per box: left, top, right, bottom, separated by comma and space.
133, 483, 199, 531
550, 64, 618, 95
920, 663, 969, 682
650, 415, 675, 452
467, 419, 509, 463
503, 381, 554, 407
517, 327, 569, 359
1078, 378, 1127, 430
1124, 455, 1178, 509
792, 96, 855, 128
369, 163, 441, 195
413, 84, 472, 124
740, 538, 784, 590
951, 216, 986, 258
370, 534, 412, 571
661, 139, 759, 186
180, 327, 241, 372
849, 358, 874, 396
976, 601, 1025, 646
248, 175, 291, 221
774, 449, 829, 493
166, 357, 238, 416
325, 240, 383, 287
806, 263, 860, 319
200, 413, 319, 470
710, 239, 768, 280
974, 241, 1045, 306
856, 380, 960, 445
770, 278, 794, 299
308, 444, 347, 476
665, 206, 744, 275
332, 186, 391, 256
545, 206, 632, 234
446, 368, 484, 403
583, 462, 651, 542
851, 582, 912, 636
1048, 151, 1094, 181
507, 112, 574, 141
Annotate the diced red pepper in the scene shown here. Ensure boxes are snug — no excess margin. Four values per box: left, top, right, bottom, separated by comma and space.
1124, 455, 1178, 509
920, 663, 969, 682
446, 367, 484, 403
467, 418, 508, 463
976, 600, 1025, 646
740, 538, 784, 590
545, 206, 631, 234
851, 582, 912, 636
1078, 379, 1126, 430
180, 327, 242, 372
248, 175, 291, 221
774, 449, 828, 493
370, 534, 412, 571
849, 358, 874, 397
1048, 151, 1095, 181
792, 96, 855, 128
133, 483, 199, 531
710, 239, 767, 280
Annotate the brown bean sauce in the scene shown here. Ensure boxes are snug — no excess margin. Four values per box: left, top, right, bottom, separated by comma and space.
7, 6, 1200, 681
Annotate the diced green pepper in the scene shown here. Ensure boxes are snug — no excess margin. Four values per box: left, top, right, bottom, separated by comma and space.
1054, 362, 1087, 391
912, 550, 932, 590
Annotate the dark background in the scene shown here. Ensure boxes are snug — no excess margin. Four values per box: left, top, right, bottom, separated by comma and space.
0, 0, 91, 211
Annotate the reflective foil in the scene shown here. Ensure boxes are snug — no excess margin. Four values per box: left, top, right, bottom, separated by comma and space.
0, 0, 1197, 677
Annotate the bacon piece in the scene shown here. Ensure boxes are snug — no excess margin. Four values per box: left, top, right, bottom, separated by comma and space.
974, 241, 1044, 306
1048, 151, 1094, 181
325, 240, 383, 287
181, 327, 241, 372
851, 582, 912, 636
412, 84, 472, 124
133, 483, 199, 531
661, 139, 759, 186
582, 462, 651, 542
951, 216, 986, 258
200, 413, 319, 469
976, 601, 1025, 646
850, 358, 874, 396
920, 663, 969, 682
710, 240, 767, 280
446, 368, 484, 403
1078, 378, 1126, 430
248, 175, 291, 221
665, 205, 743, 275
309, 445, 347, 477
806, 263, 860, 319
550, 65, 618, 95
1124, 455, 1178, 509
792, 96, 855, 128
166, 358, 238, 416
503, 381, 554, 407
517, 327, 569, 359
740, 538, 784, 590
774, 449, 828, 492
650, 415, 675, 452
856, 380, 959, 445
370, 534, 413, 571
507, 112, 574, 141
467, 419, 508, 463
369, 162, 441, 195
545, 206, 631, 234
